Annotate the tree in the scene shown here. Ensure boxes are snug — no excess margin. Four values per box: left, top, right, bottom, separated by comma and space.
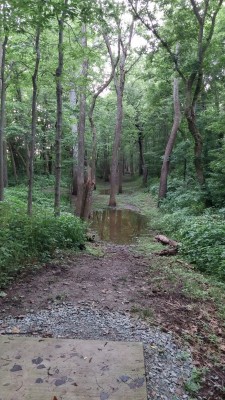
0, 4, 8, 201
27, 27, 41, 215
129, 0, 223, 185
158, 76, 181, 201
54, 0, 68, 216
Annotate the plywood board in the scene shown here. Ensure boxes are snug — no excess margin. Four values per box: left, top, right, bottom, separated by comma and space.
0, 336, 147, 400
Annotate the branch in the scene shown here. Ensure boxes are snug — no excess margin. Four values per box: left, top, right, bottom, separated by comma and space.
103, 31, 120, 94
203, 0, 223, 55
128, 0, 186, 82
190, 0, 203, 25
125, 49, 145, 74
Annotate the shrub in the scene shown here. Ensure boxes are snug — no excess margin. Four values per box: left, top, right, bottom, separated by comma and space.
0, 202, 86, 287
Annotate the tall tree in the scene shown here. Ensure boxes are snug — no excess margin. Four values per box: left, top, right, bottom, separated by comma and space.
0, 5, 8, 201
76, 23, 88, 217
27, 27, 41, 215
129, 0, 223, 185
158, 77, 181, 202
54, 0, 68, 216
103, 8, 136, 207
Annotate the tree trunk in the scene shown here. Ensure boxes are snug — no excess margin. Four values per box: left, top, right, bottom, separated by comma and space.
185, 103, 204, 185
138, 127, 145, 176
158, 77, 181, 201
9, 142, 18, 183
118, 151, 123, 194
54, 6, 66, 216
76, 23, 88, 217
109, 85, 124, 206
69, 85, 78, 195
0, 35, 8, 201
28, 28, 40, 216
3, 139, 7, 187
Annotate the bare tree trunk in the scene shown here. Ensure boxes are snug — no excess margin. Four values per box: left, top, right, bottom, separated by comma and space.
118, 150, 123, 194
158, 77, 181, 202
76, 23, 88, 217
28, 28, 40, 216
9, 142, 18, 183
103, 14, 135, 207
0, 35, 8, 201
69, 85, 78, 195
88, 44, 119, 191
3, 139, 7, 187
54, 3, 67, 216
138, 126, 145, 176
185, 102, 204, 185
109, 85, 124, 206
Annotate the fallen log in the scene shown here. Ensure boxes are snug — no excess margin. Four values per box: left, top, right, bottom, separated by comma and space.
154, 247, 178, 256
155, 234, 178, 247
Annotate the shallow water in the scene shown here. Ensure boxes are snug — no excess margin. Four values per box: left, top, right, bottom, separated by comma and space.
91, 208, 149, 244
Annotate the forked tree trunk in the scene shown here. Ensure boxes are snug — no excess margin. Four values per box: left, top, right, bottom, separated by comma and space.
28, 28, 40, 216
54, 3, 67, 216
0, 35, 8, 201
158, 78, 181, 202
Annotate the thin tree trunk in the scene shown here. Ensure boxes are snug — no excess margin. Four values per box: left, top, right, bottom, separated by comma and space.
28, 28, 40, 216
109, 85, 124, 206
76, 24, 88, 217
3, 139, 7, 187
69, 86, 78, 195
0, 35, 8, 201
9, 142, 18, 183
158, 78, 181, 202
138, 127, 145, 176
118, 150, 123, 194
185, 102, 204, 185
54, 3, 67, 216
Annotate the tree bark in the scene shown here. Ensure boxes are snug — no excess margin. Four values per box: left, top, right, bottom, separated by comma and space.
184, 101, 204, 185
0, 35, 8, 201
109, 80, 124, 206
76, 23, 88, 217
3, 139, 7, 187
54, 3, 67, 216
158, 77, 181, 201
69, 86, 78, 195
103, 15, 135, 207
28, 28, 40, 216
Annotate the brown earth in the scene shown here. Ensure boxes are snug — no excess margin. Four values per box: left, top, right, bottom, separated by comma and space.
0, 241, 224, 399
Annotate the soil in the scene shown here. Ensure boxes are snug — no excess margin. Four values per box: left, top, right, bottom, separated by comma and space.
0, 240, 225, 399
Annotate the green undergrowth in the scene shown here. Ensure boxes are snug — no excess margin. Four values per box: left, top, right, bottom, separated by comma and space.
0, 183, 85, 288
152, 179, 225, 281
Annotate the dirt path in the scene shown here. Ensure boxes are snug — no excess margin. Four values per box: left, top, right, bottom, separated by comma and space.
0, 182, 224, 399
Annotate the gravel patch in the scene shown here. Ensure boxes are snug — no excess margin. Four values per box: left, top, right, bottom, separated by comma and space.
0, 304, 192, 399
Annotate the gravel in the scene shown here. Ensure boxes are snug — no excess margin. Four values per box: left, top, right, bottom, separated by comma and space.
0, 304, 192, 400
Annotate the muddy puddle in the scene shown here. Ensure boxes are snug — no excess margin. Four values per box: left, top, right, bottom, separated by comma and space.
91, 208, 149, 244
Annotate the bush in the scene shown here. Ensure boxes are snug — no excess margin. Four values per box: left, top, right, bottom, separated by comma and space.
152, 178, 225, 280
0, 201, 86, 287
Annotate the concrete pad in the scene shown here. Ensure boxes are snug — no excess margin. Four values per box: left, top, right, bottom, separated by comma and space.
0, 336, 147, 400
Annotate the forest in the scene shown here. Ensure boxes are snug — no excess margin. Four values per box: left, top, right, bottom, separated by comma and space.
1, 0, 225, 279
0, 0, 225, 398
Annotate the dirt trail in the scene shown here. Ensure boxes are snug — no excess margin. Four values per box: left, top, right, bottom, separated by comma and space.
0, 183, 225, 399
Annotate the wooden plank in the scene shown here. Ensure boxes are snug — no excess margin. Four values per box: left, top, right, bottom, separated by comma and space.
0, 336, 147, 400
